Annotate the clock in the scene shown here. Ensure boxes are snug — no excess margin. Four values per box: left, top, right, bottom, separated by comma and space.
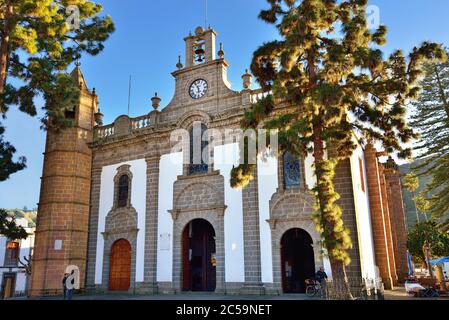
189, 79, 208, 99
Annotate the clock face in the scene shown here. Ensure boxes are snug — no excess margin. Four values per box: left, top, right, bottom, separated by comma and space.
189, 79, 208, 99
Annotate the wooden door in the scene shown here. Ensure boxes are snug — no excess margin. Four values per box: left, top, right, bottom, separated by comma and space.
109, 239, 131, 291
2, 274, 15, 299
182, 219, 216, 292
281, 228, 315, 293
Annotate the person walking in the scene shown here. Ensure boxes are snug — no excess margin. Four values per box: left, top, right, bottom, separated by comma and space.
62, 273, 69, 300
315, 266, 328, 283
315, 267, 328, 298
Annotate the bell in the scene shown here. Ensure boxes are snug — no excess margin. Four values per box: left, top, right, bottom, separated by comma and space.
195, 46, 205, 62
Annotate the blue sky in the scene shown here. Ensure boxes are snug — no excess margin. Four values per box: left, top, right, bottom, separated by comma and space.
1, 0, 449, 209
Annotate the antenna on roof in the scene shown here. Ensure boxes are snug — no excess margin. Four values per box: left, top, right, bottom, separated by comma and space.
205, 0, 208, 29
127, 75, 132, 116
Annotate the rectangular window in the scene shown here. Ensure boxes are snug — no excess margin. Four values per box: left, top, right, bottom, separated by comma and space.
359, 157, 366, 193
4, 241, 20, 266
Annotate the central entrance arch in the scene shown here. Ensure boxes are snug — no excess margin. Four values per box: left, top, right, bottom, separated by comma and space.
182, 219, 216, 292
109, 239, 131, 291
281, 228, 315, 293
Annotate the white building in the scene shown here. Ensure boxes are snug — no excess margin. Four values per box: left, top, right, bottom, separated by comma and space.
0, 218, 35, 298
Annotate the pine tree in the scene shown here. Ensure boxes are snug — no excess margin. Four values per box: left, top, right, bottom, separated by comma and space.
410, 53, 449, 229
0, 208, 28, 240
403, 172, 422, 223
231, 0, 445, 299
0, 0, 114, 180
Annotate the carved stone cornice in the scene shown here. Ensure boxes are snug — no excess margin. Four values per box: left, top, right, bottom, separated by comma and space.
168, 205, 228, 220
102, 228, 139, 240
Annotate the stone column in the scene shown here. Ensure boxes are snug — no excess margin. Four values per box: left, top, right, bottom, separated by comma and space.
379, 165, 399, 286
384, 158, 409, 283
240, 165, 264, 295
364, 143, 394, 289
141, 155, 160, 294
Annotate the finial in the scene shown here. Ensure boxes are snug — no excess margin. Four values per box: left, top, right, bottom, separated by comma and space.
195, 26, 205, 36
94, 109, 104, 126
242, 69, 252, 90
218, 42, 225, 59
151, 92, 161, 110
75, 60, 81, 67
176, 55, 183, 70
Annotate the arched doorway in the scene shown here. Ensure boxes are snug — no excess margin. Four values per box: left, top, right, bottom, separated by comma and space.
281, 228, 315, 293
109, 239, 131, 291
182, 219, 216, 292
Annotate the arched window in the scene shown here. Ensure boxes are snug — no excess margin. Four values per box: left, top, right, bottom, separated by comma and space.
284, 152, 301, 188
117, 175, 130, 207
189, 123, 208, 175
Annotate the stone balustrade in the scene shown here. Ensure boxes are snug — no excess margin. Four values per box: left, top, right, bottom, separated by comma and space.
131, 114, 152, 130
94, 123, 115, 140
93, 89, 272, 143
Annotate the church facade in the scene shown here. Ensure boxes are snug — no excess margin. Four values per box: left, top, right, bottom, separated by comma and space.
30, 27, 409, 296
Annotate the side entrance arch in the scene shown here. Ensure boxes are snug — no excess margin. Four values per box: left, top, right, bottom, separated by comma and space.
281, 228, 315, 293
182, 219, 216, 292
109, 239, 131, 291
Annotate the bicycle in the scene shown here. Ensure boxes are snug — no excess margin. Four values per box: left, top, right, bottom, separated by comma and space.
305, 279, 322, 297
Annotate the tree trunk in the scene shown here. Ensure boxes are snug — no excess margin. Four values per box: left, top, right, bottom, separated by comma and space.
313, 125, 354, 300
0, 3, 14, 110
329, 259, 353, 300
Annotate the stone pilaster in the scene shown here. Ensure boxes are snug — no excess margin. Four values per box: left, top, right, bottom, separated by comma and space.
240, 165, 264, 294
142, 155, 161, 294
384, 159, 409, 283
85, 166, 102, 291
379, 165, 398, 286
364, 144, 394, 289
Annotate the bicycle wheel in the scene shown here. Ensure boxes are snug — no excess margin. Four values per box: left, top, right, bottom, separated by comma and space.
306, 285, 317, 297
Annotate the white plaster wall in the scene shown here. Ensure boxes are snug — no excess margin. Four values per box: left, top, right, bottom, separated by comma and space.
257, 153, 278, 283
94, 159, 147, 284
156, 152, 183, 282
14, 273, 27, 292
0, 237, 6, 266
350, 143, 377, 280
131, 160, 147, 282
214, 143, 245, 283
304, 151, 317, 190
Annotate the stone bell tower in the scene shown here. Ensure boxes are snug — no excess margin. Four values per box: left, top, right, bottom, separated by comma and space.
184, 26, 217, 68
30, 66, 100, 296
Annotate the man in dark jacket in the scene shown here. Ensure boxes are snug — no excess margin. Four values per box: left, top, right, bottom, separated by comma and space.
62, 273, 69, 300
315, 267, 328, 284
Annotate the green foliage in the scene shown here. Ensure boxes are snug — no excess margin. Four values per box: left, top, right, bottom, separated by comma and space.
410, 53, 449, 227
312, 159, 352, 265
6, 208, 37, 228
231, 0, 445, 274
0, 124, 26, 181
0, 208, 28, 240
403, 173, 419, 193
414, 194, 430, 214
0, 0, 115, 180
407, 221, 449, 264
